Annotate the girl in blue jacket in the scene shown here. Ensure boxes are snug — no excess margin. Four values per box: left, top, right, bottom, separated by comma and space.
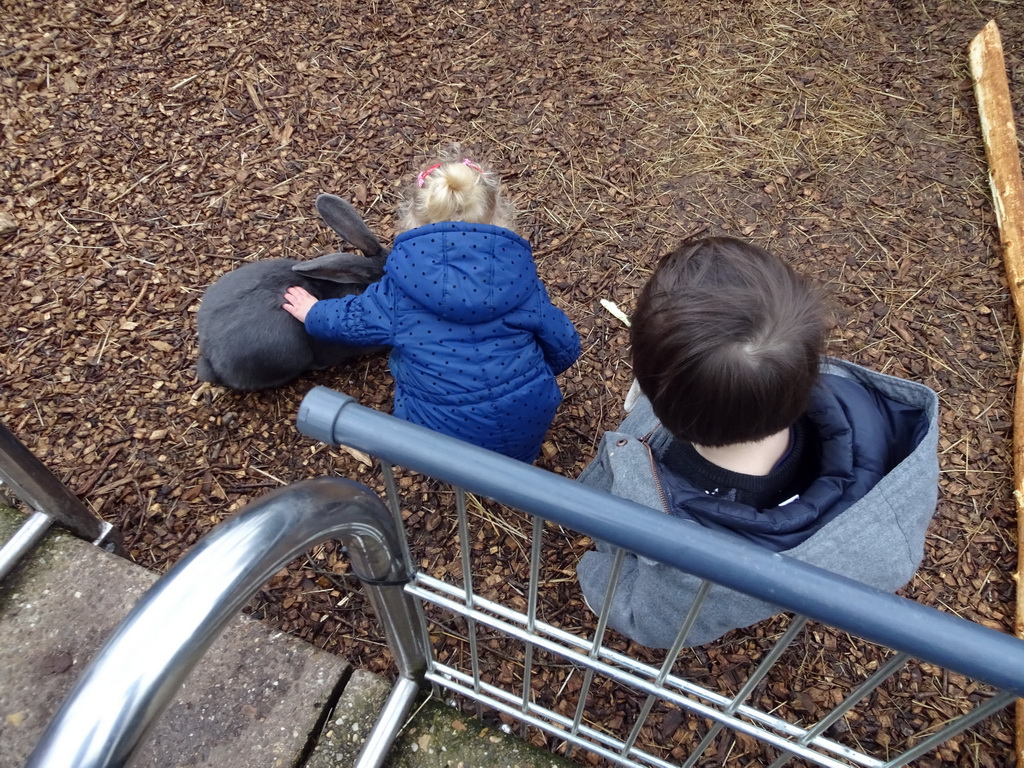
283, 149, 581, 463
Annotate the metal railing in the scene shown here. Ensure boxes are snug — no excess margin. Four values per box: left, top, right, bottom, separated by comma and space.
25, 388, 1024, 767
297, 387, 1024, 768
0, 419, 123, 580
25, 476, 428, 768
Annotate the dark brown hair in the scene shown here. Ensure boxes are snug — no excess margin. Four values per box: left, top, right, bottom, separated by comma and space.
631, 237, 826, 447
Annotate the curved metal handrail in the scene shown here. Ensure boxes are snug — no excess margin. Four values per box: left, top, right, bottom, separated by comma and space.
26, 476, 429, 768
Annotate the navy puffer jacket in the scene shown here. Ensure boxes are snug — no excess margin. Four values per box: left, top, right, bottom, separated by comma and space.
304, 221, 581, 462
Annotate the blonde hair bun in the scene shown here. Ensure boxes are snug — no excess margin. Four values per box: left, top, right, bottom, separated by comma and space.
399, 147, 516, 232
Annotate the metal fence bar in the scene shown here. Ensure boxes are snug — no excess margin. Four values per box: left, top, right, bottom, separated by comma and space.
521, 516, 544, 738
409, 534, 1013, 768
0, 419, 122, 553
562, 534, 625, 757
426, 667, 686, 768
356, 677, 422, 768
454, 486, 484, 718
415, 568, 964, 756
427, 661, 861, 768
380, 460, 415, 574
681, 616, 810, 768
879, 690, 1017, 768
620, 579, 714, 757
593, 546, 627, 643
768, 652, 910, 768
380, 461, 434, 675
296, 387, 1024, 697
409, 575, 888, 767
422, 573, 892, 766
412, 508, 969, 768
0, 511, 53, 582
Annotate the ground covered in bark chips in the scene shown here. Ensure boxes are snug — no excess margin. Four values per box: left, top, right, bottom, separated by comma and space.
2, 1, 1024, 765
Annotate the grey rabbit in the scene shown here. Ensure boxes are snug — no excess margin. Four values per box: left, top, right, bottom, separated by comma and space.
195, 194, 389, 391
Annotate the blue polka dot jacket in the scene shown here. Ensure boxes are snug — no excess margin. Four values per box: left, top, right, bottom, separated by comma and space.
304, 221, 581, 462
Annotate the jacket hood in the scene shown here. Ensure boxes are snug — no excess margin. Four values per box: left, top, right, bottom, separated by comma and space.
386, 222, 538, 324
649, 365, 934, 551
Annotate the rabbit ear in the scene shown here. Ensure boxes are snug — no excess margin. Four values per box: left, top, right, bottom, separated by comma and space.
292, 251, 384, 284
316, 194, 385, 259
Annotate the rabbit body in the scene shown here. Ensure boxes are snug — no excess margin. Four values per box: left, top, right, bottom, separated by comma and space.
195, 195, 389, 391
196, 258, 384, 390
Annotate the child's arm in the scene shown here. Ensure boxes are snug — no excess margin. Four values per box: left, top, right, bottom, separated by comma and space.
286, 279, 398, 346
534, 302, 582, 374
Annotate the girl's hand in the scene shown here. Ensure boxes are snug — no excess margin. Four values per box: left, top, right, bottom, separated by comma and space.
283, 286, 319, 322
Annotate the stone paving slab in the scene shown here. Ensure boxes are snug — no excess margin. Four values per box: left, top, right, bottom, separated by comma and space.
308, 679, 577, 768
392, 701, 577, 768
0, 506, 349, 768
306, 669, 392, 768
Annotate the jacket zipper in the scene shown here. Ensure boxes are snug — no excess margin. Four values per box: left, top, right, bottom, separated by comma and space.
639, 427, 671, 514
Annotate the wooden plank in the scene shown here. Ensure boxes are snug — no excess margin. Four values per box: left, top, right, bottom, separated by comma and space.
968, 20, 1024, 767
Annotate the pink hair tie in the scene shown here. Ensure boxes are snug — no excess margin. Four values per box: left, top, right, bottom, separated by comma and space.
416, 163, 441, 187
417, 158, 483, 187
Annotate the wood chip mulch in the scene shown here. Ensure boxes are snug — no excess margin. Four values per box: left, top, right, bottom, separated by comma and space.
2, 1, 1022, 765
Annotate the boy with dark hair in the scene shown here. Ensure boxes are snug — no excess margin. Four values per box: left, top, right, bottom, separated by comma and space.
576, 237, 940, 648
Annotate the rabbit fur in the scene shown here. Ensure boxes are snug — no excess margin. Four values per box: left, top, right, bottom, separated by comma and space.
196, 194, 389, 391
